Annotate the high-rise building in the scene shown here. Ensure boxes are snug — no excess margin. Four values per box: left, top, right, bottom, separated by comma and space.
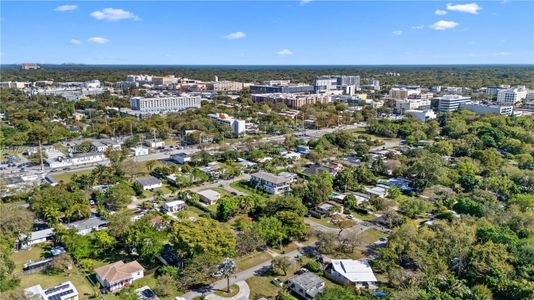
436, 95, 471, 112
130, 95, 201, 113
389, 87, 421, 99
313, 75, 360, 92
497, 86, 528, 105
250, 84, 313, 94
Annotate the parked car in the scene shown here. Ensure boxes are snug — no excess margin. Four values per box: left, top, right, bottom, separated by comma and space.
271, 277, 284, 287
296, 267, 308, 275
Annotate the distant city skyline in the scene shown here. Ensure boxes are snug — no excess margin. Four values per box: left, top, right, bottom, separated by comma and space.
1, 1, 533, 65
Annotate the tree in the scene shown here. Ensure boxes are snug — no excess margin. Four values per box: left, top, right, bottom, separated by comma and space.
171, 217, 236, 259
180, 253, 221, 288
334, 167, 359, 192
107, 181, 134, 210
45, 253, 73, 275
217, 197, 240, 221
154, 274, 176, 297
400, 197, 432, 218
271, 256, 292, 276
331, 214, 354, 237
303, 172, 333, 208
253, 216, 286, 248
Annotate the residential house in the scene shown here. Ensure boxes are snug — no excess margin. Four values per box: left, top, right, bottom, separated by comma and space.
162, 200, 187, 213
317, 202, 343, 216
278, 171, 299, 183
63, 216, 108, 236
171, 152, 192, 164
287, 272, 326, 299
282, 151, 302, 161
250, 171, 291, 195
135, 176, 163, 190
17, 228, 55, 250
325, 259, 377, 289
197, 189, 221, 205
144, 139, 165, 148
131, 146, 149, 156
364, 184, 389, 198
24, 281, 79, 300
95, 260, 144, 292
378, 177, 413, 192
302, 163, 339, 177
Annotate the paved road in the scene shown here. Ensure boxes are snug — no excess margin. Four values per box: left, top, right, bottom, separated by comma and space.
181, 246, 303, 300
2, 123, 369, 179
187, 174, 250, 196
205, 281, 250, 300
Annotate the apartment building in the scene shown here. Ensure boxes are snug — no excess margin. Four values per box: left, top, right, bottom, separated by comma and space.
208, 113, 246, 135
250, 171, 291, 195
205, 81, 244, 92
130, 95, 202, 113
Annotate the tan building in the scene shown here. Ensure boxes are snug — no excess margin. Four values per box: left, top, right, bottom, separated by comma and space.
95, 260, 145, 291
152, 76, 178, 86
206, 81, 244, 92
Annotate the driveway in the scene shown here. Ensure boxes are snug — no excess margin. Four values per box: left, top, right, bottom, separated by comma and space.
187, 174, 250, 196
205, 281, 250, 300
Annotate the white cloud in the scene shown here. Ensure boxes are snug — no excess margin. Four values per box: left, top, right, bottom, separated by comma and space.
90, 8, 140, 21
411, 25, 425, 30
392, 30, 403, 36
223, 31, 246, 40
55, 5, 77, 12
446, 3, 482, 14
430, 20, 459, 30
300, 0, 313, 5
88, 37, 109, 44
435, 9, 448, 15
70, 39, 81, 45
276, 49, 293, 56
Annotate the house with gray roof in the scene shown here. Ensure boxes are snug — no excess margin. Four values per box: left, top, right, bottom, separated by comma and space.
287, 272, 325, 299
64, 216, 108, 235
135, 176, 163, 190
250, 171, 291, 195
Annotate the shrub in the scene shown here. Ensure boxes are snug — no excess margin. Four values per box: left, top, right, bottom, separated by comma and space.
305, 260, 322, 272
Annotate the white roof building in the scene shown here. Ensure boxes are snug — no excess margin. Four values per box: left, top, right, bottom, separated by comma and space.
326, 259, 377, 289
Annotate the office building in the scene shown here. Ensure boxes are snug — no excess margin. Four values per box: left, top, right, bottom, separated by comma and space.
389, 87, 421, 99
250, 84, 313, 94
497, 86, 528, 105
152, 76, 178, 86
460, 102, 513, 115
251, 93, 330, 109
313, 75, 360, 92
208, 113, 246, 135
436, 94, 471, 112
0, 81, 29, 89
130, 95, 201, 113
395, 99, 431, 114
485, 85, 509, 96
361, 79, 380, 90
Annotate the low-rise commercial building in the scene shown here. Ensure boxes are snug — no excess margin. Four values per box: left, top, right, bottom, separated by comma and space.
460, 102, 513, 115
405, 109, 437, 122
45, 152, 107, 169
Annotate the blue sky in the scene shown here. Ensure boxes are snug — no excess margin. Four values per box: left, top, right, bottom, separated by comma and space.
1, 1, 533, 65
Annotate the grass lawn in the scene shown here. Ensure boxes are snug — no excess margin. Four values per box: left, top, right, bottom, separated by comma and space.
359, 228, 388, 246
229, 181, 271, 199
11, 245, 95, 299
307, 217, 338, 228
236, 252, 273, 271
273, 242, 299, 254
211, 187, 231, 197
352, 212, 377, 221
246, 276, 281, 300
52, 169, 92, 183
213, 284, 240, 297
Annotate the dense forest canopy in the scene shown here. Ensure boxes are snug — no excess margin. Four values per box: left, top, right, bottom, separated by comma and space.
1, 65, 534, 88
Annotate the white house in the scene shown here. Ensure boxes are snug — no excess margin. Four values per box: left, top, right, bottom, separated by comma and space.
162, 199, 187, 213
197, 189, 221, 205
250, 171, 291, 195
17, 228, 55, 249
287, 272, 325, 299
63, 216, 108, 236
95, 261, 144, 292
325, 259, 377, 289
24, 281, 79, 300
144, 139, 165, 148
365, 184, 389, 198
131, 146, 149, 156
172, 152, 192, 164
135, 176, 163, 190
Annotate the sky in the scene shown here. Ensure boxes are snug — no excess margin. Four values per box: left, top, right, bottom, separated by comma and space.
1, 1, 533, 65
